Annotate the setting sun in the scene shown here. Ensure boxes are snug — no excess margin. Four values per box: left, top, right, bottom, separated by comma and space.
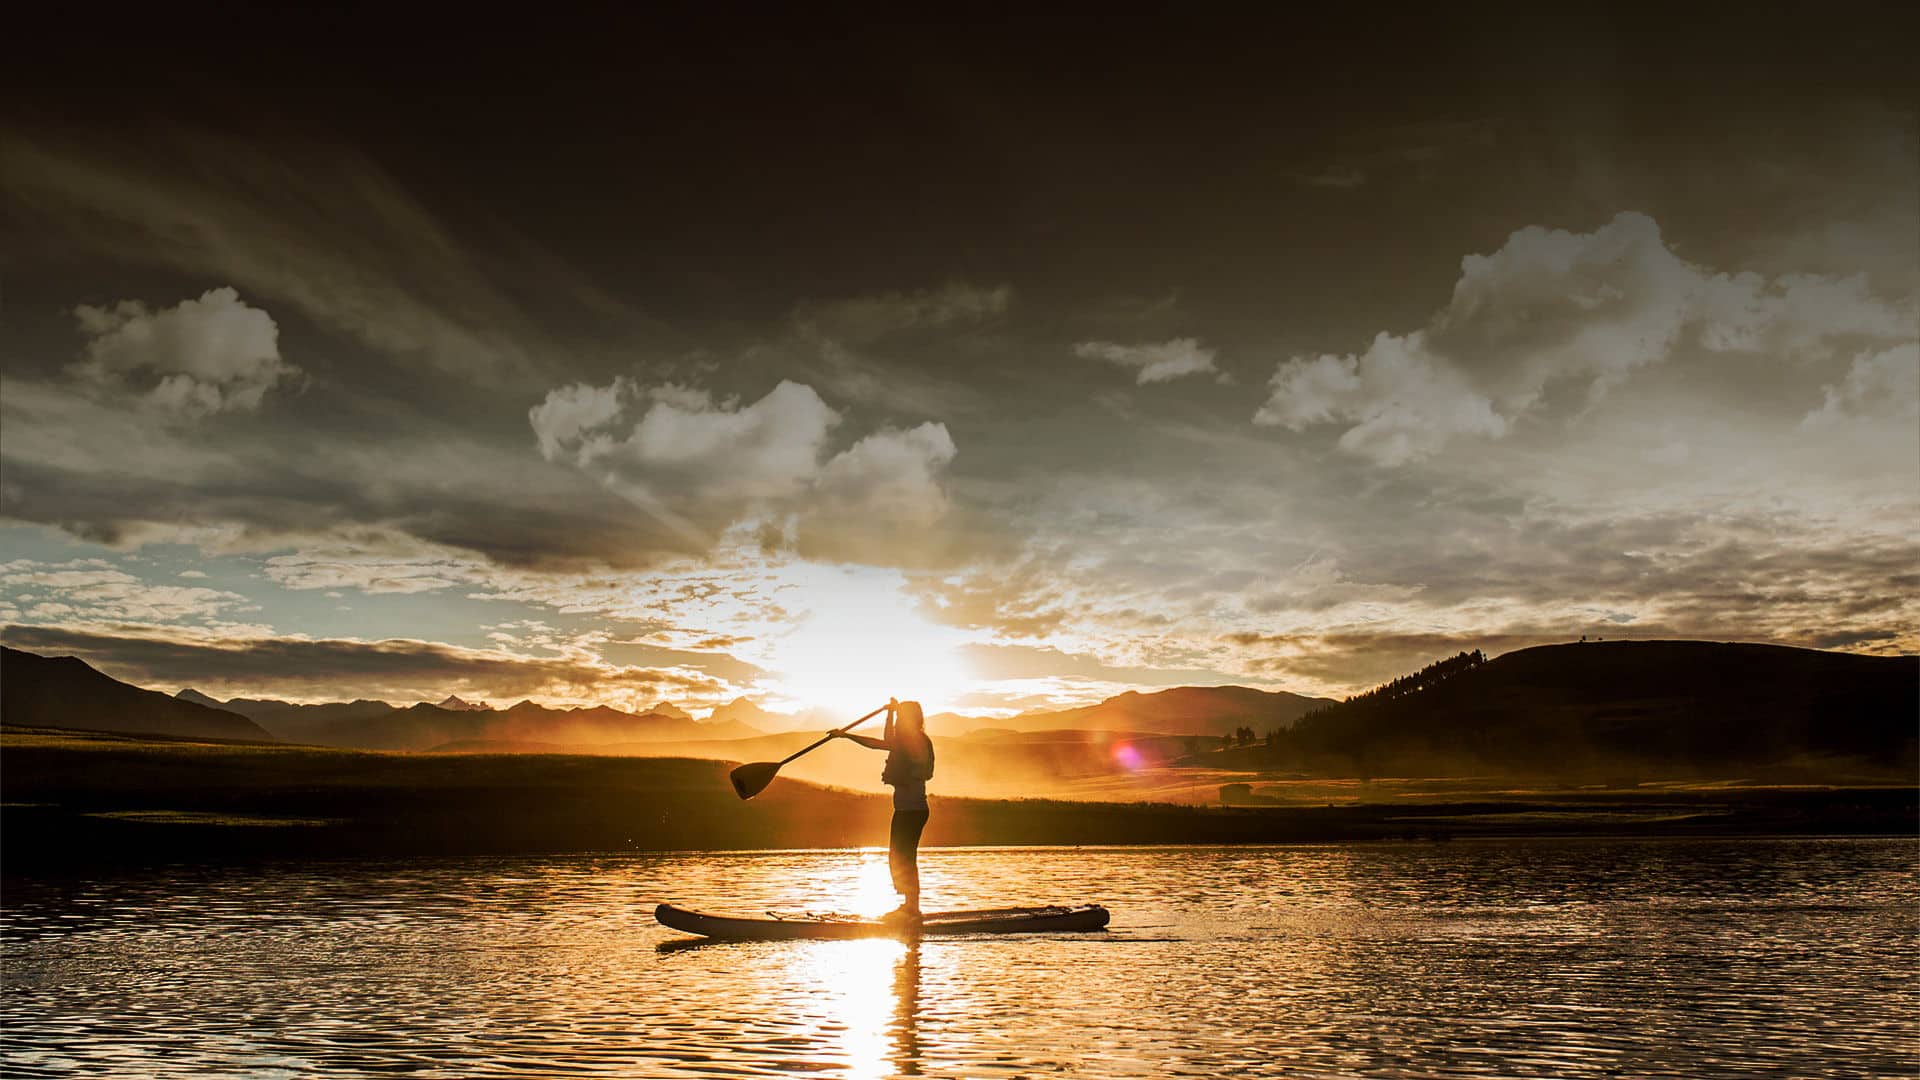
761, 566, 975, 719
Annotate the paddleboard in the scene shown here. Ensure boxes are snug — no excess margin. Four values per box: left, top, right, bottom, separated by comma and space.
655, 902, 1110, 940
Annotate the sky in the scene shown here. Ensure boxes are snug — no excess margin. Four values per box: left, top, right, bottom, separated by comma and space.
2, 7, 1915, 719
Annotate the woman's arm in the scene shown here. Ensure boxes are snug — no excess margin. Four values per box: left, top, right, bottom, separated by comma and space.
837, 732, 892, 751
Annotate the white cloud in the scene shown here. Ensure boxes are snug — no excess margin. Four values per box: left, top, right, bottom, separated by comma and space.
528, 377, 961, 562
620, 380, 839, 502
1257, 211, 1918, 464
1255, 332, 1506, 466
0, 559, 254, 624
532, 378, 838, 504
1804, 343, 1920, 428
1075, 338, 1219, 384
70, 287, 297, 417
527, 379, 627, 462
795, 423, 958, 563
811, 423, 957, 526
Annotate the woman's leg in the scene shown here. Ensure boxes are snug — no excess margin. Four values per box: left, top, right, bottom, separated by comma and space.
888, 809, 931, 911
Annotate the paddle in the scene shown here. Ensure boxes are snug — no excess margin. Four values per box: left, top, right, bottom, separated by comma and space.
729, 701, 892, 800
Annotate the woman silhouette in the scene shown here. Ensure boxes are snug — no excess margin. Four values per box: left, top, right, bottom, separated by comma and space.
834, 698, 935, 921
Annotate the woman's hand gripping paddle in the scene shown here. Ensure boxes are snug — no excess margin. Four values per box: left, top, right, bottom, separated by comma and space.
728, 701, 892, 800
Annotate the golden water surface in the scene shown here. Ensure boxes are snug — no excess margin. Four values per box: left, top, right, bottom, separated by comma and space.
3, 839, 1916, 1077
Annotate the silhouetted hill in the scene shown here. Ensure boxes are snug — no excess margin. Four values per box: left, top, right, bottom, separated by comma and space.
944, 685, 1337, 738
1269, 641, 1918, 780
2, 648, 272, 741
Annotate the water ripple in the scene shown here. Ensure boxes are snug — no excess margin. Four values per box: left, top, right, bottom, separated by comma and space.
4, 838, 1917, 1077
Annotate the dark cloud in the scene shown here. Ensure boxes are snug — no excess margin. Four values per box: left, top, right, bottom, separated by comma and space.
0, 9, 1911, 708
0, 624, 727, 705
0, 366, 693, 570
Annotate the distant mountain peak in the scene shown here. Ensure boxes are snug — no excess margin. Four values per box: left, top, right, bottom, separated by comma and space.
648, 700, 692, 721
437, 695, 492, 711
175, 687, 225, 708
705, 696, 779, 732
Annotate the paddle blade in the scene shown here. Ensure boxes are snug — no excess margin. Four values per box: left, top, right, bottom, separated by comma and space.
729, 761, 780, 800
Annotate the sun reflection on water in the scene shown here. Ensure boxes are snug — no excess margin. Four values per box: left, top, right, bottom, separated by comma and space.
799, 939, 913, 1080
844, 853, 900, 918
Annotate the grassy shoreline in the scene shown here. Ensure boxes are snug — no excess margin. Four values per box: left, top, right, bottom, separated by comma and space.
5, 726, 1914, 870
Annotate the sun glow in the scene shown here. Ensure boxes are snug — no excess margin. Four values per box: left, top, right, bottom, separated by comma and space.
763, 565, 975, 718
845, 852, 903, 918
800, 937, 912, 1080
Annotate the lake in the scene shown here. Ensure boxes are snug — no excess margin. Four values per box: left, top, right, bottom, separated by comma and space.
3, 838, 1916, 1077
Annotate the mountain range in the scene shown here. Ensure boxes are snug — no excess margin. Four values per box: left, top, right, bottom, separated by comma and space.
170, 691, 762, 750
4, 641, 1913, 786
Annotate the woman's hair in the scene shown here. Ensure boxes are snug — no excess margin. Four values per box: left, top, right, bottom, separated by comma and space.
882, 699, 934, 783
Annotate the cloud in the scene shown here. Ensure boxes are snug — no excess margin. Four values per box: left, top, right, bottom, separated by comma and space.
0, 558, 255, 625
0, 133, 571, 383
1075, 338, 1220, 384
0, 364, 679, 570
1288, 117, 1499, 192
809, 423, 956, 526
791, 422, 958, 564
1255, 333, 1506, 465
960, 642, 1230, 686
1803, 343, 1920, 428
532, 379, 836, 504
529, 377, 962, 564
263, 541, 491, 595
907, 555, 1075, 639
899, 450, 1920, 698
796, 338, 981, 418
781, 284, 1008, 417
0, 624, 734, 708
1223, 630, 1568, 689
616, 381, 839, 502
527, 380, 628, 461
69, 288, 297, 417
1256, 211, 1918, 464
792, 282, 1010, 343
